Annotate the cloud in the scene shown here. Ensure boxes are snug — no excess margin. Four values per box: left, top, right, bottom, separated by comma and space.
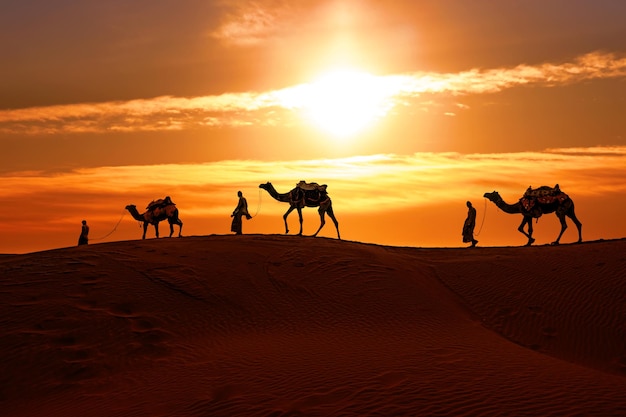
1, 52, 625, 136
210, 1, 297, 46
2, 145, 625, 253
4, 146, 626, 213
394, 52, 626, 96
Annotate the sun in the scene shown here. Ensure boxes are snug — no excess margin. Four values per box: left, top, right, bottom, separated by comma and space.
297, 68, 395, 138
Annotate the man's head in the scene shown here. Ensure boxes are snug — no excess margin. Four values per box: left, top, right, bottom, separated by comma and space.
238, 191, 243, 197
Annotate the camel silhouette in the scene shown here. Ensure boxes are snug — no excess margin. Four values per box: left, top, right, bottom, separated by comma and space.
259, 182, 340, 239
125, 204, 183, 239
483, 189, 582, 246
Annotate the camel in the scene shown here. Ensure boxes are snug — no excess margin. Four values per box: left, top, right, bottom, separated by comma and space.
483, 189, 582, 246
125, 203, 183, 239
259, 182, 340, 239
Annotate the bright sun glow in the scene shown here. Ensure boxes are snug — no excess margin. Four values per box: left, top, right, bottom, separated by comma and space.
278, 68, 396, 139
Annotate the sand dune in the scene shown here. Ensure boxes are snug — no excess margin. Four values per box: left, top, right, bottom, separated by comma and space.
1, 235, 625, 416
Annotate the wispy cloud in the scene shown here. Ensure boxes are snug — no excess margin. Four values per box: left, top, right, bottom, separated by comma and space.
3, 146, 625, 214
1, 52, 625, 136
210, 1, 296, 46
395, 52, 626, 96
2, 145, 625, 253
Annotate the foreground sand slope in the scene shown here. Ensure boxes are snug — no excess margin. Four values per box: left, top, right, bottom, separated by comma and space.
1, 235, 625, 416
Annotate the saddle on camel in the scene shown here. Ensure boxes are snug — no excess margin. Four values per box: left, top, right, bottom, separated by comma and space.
146, 196, 175, 211
290, 181, 329, 207
520, 184, 568, 217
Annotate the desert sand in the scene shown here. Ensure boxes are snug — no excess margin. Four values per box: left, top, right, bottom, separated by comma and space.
1, 235, 625, 416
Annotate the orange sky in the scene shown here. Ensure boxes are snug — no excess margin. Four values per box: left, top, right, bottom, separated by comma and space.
1, 0, 625, 253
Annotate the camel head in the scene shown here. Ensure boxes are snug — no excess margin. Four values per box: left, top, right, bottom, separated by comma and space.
483, 191, 502, 203
125, 204, 146, 222
259, 182, 278, 195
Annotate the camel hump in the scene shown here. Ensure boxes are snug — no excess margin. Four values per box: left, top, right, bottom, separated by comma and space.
289, 182, 329, 206
523, 184, 561, 198
521, 184, 569, 212
297, 181, 327, 192
147, 196, 175, 211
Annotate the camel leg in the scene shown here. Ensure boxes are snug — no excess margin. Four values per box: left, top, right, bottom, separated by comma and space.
296, 207, 304, 235
518, 217, 535, 246
283, 206, 296, 234
154, 223, 159, 238
552, 214, 569, 245
142, 223, 148, 239
568, 212, 583, 243
312, 205, 340, 239
167, 218, 183, 237
326, 205, 340, 239
170, 220, 182, 237
312, 208, 326, 237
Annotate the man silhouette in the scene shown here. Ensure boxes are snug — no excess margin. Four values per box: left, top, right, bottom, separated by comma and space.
462, 201, 478, 247
231, 191, 252, 235
78, 220, 89, 245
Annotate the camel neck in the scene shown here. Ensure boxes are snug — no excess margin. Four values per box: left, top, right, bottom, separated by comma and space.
263, 184, 291, 202
495, 198, 522, 214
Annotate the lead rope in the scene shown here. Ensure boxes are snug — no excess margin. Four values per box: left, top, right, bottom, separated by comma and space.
474, 198, 488, 237
249, 189, 263, 218
90, 210, 127, 241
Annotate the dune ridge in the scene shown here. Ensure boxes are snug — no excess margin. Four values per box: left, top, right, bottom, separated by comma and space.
1, 235, 625, 416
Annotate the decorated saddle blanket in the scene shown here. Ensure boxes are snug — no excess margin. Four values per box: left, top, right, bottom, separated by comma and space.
520, 185, 568, 213
147, 196, 175, 211
296, 181, 327, 192
291, 182, 329, 205
523, 184, 561, 198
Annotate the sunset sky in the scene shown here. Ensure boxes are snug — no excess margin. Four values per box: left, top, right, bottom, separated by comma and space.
1, 0, 625, 253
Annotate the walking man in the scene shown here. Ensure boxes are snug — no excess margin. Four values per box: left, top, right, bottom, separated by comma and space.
462, 201, 478, 247
231, 191, 252, 235
78, 220, 89, 246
